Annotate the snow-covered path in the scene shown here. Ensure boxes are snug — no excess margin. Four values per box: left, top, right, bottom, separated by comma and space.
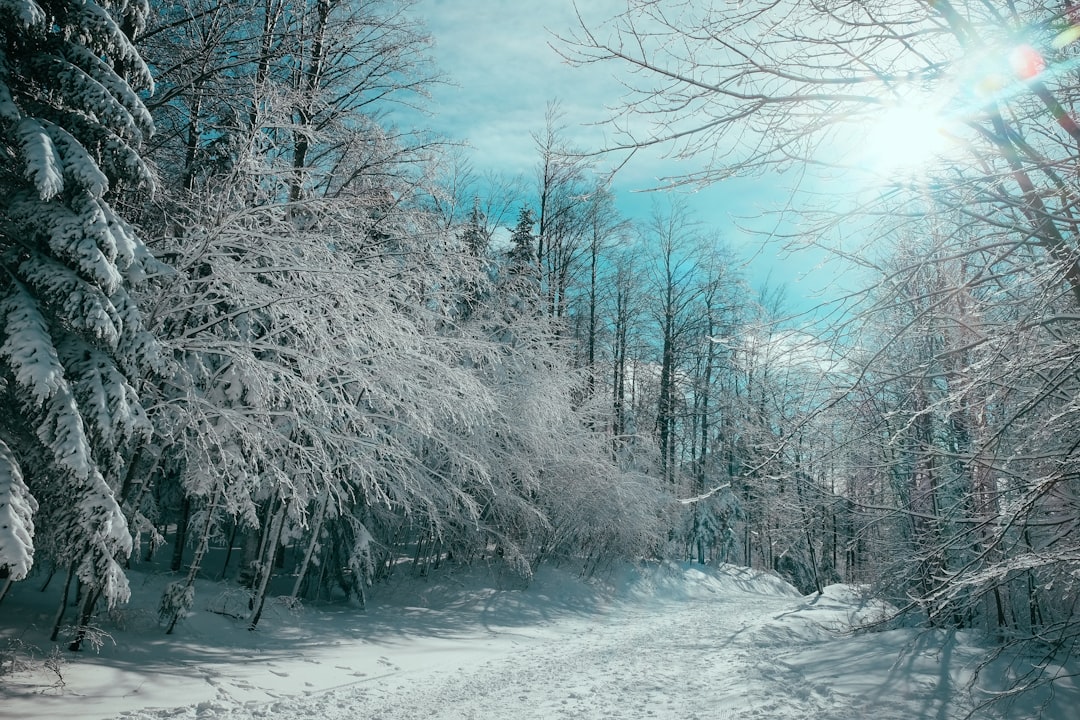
7, 563, 1077, 719
101, 567, 964, 720
339, 583, 819, 720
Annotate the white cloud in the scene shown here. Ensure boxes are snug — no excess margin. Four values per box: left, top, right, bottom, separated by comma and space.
415, 0, 624, 175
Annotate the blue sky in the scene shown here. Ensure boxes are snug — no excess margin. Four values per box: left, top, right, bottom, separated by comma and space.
409, 0, 845, 311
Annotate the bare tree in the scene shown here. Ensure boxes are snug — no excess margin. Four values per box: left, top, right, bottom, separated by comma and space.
642, 199, 707, 484
564, 1, 1080, 299
533, 102, 594, 320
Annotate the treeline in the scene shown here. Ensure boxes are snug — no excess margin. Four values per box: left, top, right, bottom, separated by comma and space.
0, 0, 779, 645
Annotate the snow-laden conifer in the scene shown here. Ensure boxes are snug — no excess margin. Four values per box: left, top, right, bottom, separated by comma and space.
0, 0, 159, 621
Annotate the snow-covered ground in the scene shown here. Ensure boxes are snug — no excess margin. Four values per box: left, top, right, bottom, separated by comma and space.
2, 562, 1077, 719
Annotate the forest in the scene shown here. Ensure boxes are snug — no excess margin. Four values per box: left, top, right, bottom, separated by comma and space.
0, 0, 1078, 709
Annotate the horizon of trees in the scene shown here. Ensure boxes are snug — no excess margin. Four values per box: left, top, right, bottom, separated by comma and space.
0, 0, 771, 642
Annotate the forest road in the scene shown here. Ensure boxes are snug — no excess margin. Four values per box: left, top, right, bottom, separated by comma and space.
118, 575, 905, 720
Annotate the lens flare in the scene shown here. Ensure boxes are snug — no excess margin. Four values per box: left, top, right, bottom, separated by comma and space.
1053, 25, 1080, 50
1009, 44, 1045, 80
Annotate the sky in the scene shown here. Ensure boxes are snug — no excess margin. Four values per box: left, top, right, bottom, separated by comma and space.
405, 0, 843, 313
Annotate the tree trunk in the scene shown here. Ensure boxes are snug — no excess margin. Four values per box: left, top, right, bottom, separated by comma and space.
218, 520, 240, 581
165, 489, 221, 634
171, 495, 192, 572
248, 500, 286, 631
68, 586, 102, 652
49, 565, 76, 642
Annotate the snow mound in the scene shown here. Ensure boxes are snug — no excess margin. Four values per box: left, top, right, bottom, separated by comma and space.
755, 582, 897, 646
619, 561, 802, 603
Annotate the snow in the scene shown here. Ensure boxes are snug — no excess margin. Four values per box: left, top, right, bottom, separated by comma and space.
1, 288, 68, 405
42, 119, 110, 198
17, 117, 64, 200
0, 440, 37, 580
6, 0, 47, 29
2, 562, 1078, 719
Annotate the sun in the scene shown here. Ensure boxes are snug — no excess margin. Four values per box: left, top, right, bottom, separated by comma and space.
860, 103, 951, 176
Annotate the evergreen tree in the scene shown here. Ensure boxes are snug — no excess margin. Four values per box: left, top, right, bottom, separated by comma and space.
454, 196, 492, 321
462, 197, 490, 258
0, 438, 36, 601
0, 0, 161, 625
496, 206, 539, 322
507, 206, 537, 274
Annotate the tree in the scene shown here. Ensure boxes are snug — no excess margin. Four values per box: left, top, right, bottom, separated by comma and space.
579, 185, 627, 400
533, 102, 592, 320
134, 0, 481, 630
565, 1, 1080, 302
644, 199, 705, 484
607, 248, 643, 455
130, 0, 674, 627
143, 189, 510, 629
506, 206, 539, 291
0, 0, 162, 647
681, 249, 743, 566
0, 441, 36, 603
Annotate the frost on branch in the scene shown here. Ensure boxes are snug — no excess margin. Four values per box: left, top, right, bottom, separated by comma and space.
0, 440, 37, 581
60, 43, 154, 139
36, 110, 156, 195
95, 201, 163, 277
73, 467, 133, 607
111, 288, 169, 376
0, 77, 19, 123
111, 0, 151, 37
36, 383, 94, 480
0, 0, 158, 614
0, 287, 95, 480
58, 338, 153, 452
33, 53, 144, 143
0, 0, 46, 29
41, 119, 109, 197
97, 128, 156, 195
158, 581, 194, 625
69, 0, 154, 93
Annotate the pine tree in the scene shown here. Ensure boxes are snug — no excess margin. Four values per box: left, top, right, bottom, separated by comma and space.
508, 206, 537, 270
462, 197, 490, 258
493, 206, 539, 323
0, 0, 161, 624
